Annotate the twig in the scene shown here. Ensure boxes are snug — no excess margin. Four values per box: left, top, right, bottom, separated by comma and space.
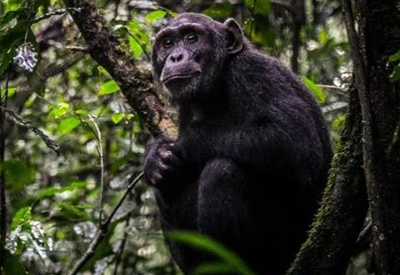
88, 115, 105, 225
65, 46, 89, 53
318, 84, 347, 97
67, 171, 144, 275
352, 221, 372, 255
318, 84, 346, 91
357, 221, 372, 243
0, 67, 10, 271
0, 106, 60, 155
31, 9, 66, 24
341, 0, 376, 220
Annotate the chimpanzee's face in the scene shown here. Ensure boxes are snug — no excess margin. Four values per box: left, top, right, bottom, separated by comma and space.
151, 13, 243, 105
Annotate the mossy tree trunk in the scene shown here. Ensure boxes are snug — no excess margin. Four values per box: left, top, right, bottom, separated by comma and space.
287, 88, 368, 275
353, 0, 400, 273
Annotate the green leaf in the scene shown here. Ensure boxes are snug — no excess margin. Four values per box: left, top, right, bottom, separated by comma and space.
125, 113, 134, 120
318, 29, 329, 45
390, 65, 400, 82
2, 1, 22, 12
111, 113, 124, 124
56, 202, 90, 220
1, 87, 16, 97
167, 10, 178, 18
98, 80, 120, 95
49, 102, 73, 119
3, 250, 29, 275
333, 114, 346, 130
389, 49, 400, 63
49, 108, 64, 119
167, 231, 256, 275
303, 77, 326, 104
145, 10, 167, 22
127, 21, 150, 54
97, 66, 110, 77
59, 117, 81, 135
128, 21, 144, 33
37, 181, 88, 200
128, 36, 143, 58
59, 102, 70, 109
11, 207, 31, 230
75, 109, 89, 115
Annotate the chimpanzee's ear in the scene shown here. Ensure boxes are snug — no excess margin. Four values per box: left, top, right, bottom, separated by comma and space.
224, 18, 244, 54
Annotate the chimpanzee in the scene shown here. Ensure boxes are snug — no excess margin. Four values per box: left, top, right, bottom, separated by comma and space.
144, 13, 332, 275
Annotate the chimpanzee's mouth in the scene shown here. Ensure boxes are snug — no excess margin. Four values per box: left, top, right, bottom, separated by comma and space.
161, 72, 200, 85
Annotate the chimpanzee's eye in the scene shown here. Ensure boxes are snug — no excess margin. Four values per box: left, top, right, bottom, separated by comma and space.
185, 32, 198, 43
162, 37, 173, 48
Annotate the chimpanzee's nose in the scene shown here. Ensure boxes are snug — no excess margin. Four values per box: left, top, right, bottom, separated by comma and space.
170, 51, 184, 63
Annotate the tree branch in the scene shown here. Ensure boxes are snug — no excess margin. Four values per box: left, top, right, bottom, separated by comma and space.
0, 106, 60, 154
62, 0, 177, 139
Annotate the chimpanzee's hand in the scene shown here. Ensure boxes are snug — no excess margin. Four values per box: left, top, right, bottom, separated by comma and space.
144, 138, 183, 189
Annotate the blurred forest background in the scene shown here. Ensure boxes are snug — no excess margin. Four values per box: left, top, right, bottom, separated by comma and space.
0, 0, 399, 275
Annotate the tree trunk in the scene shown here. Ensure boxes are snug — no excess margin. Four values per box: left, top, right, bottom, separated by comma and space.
351, 0, 400, 273
287, 88, 368, 275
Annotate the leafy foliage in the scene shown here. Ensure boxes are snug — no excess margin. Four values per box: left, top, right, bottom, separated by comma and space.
303, 77, 326, 104
168, 232, 256, 275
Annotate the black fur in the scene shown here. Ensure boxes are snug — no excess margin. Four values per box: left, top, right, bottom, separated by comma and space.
145, 13, 332, 275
